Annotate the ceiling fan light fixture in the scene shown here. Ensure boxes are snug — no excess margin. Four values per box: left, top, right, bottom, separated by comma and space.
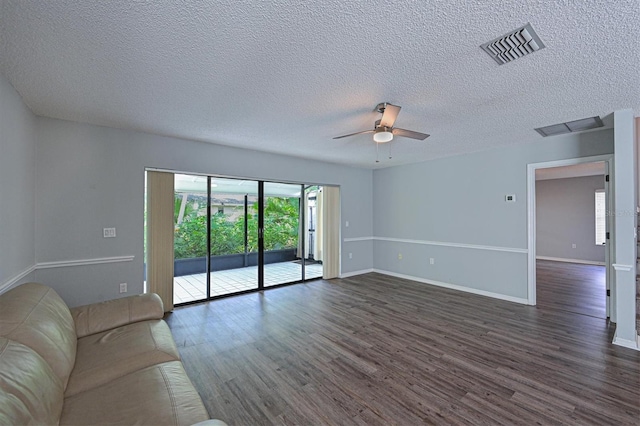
373, 129, 393, 143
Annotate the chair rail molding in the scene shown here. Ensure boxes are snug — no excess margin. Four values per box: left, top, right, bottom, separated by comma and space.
612, 263, 633, 272
36, 255, 135, 269
0, 264, 37, 293
373, 236, 527, 254
1, 255, 136, 294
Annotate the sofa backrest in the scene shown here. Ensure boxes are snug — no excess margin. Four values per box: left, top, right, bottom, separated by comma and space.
0, 283, 77, 388
0, 337, 64, 425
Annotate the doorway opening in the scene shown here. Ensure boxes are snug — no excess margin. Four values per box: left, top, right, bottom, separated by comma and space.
527, 156, 614, 320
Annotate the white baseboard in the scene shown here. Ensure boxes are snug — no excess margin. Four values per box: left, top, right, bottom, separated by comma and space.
339, 268, 374, 278
536, 256, 605, 266
372, 269, 529, 305
0, 264, 37, 294
612, 330, 640, 351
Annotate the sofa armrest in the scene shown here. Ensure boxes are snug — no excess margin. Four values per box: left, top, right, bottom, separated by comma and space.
191, 421, 228, 426
71, 293, 164, 338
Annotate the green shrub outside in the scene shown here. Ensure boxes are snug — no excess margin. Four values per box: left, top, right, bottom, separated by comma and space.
173, 196, 299, 259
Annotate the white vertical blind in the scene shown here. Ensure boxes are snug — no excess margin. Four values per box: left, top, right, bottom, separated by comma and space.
322, 186, 340, 279
595, 190, 606, 245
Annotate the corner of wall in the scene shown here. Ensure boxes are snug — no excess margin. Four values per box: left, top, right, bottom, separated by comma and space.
0, 72, 37, 289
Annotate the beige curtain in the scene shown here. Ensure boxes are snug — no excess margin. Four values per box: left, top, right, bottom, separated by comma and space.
315, 189, 323, 262
146, 171, 175, 312
322, 186, 340, 279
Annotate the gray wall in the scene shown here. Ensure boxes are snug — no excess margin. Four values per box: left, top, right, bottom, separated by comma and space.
536, 175, 605, 263
0, 73, 36, 289
34, 117, 373, 307
372, 129, 614, 301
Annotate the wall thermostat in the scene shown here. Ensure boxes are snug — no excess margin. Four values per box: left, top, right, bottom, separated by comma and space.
505, 194, 516, 203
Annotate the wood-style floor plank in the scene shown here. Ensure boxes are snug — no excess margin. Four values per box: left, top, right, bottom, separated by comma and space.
536, 259, 606, 318
166, 268, 640, 425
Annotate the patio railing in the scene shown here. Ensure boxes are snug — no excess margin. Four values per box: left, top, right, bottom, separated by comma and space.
173, 248, 297, 277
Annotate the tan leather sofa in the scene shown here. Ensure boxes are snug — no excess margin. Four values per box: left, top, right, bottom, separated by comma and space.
0, 282, 226, 426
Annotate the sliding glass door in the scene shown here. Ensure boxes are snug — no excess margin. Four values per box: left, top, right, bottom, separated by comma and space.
263, 182, 303, 287
172, 174, 209, 304
208, 178, 259, 297
170, 173, 323, 305
303, 186, 324, 280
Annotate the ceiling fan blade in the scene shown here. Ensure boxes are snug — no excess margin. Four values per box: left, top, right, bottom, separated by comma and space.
392, 128, 430, 140
333, 130, 374, 139
379, 103, 401, 128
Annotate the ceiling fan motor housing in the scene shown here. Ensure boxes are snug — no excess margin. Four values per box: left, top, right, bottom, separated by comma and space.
373, 125, 393, 143
375, 103, 389, 113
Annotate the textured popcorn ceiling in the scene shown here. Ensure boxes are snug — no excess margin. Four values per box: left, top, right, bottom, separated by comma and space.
1, 1, 638, 169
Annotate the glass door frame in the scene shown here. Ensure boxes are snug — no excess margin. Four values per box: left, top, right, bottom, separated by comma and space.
258, 180, 264, 290
174, 175, 318, 307
204, 176, 212, 299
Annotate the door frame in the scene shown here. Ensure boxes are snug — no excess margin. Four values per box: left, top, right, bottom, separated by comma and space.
526, 154, 614, 320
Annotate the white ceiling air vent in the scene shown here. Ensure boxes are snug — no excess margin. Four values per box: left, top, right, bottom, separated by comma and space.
535, 116, 604, 137
481, 23, 545, 65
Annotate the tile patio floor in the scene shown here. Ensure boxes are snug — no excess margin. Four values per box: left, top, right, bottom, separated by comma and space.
174, 261, 323, 304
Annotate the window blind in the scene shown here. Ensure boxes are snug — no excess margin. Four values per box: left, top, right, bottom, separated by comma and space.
147, 171, 175, 312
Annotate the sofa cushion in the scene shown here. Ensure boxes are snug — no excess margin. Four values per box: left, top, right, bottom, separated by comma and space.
0, 283, 76, 388
0, 337, 64, 425
65, 319, 181, 396
60, 361, 210, 426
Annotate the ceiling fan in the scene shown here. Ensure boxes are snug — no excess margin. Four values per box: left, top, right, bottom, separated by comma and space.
333, 102, 430, 144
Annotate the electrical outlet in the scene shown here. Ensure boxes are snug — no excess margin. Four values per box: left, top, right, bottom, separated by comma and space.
430, 258, 435, 265
398, 253, 402, 260
103, 228, 116, 238
349, 253, 353, 259
119, 283, 127, 293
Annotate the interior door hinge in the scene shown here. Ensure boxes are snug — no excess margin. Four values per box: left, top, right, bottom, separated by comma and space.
606, 232, 610, 240
605, 174, 609, 182
606, 289, 610, 297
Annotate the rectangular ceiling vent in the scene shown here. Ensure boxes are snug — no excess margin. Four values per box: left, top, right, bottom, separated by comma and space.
481, 23, 545, 65
535, 116, 604, 137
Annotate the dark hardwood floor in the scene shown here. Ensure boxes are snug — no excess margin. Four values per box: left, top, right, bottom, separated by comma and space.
536, 260, 606, 319
166, 273, 640, 425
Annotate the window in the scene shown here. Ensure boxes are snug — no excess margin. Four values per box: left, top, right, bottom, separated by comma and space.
595, 190, 606, 245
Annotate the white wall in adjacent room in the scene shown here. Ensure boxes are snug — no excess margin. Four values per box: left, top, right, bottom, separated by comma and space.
536, 175, 605, 264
